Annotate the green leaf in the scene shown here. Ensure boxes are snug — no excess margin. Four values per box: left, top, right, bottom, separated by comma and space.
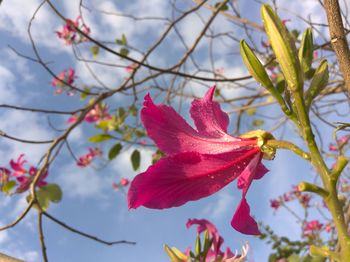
80, 87, 91, 100
90, 45, 100, 59
36, 190, 51, 211
108, 143, 122, 160
116, 34, 127, 45
214, 2, 229, 11
131, 149, 141, 171
26, 184, 62, 211
2, 180, 16, 195
261, 4, 303, 92
298, 28, 314, 74
41, 183, 62, 203
88, 133, 113, 143
121, 34, 127, 45
95, 120, 110, 131
120, 47, 129, 58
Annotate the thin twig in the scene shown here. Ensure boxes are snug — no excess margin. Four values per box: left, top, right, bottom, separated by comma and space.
43, 212, 136, 246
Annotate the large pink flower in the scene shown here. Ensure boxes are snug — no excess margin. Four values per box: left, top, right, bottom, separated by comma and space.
128, 86, 268, 235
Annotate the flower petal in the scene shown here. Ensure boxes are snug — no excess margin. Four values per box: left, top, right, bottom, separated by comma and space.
128, 148, 260, 209
231, 197, 260, 235
141, 94, 254, 154
237, 153, 267, 195
190, 86, 231, 138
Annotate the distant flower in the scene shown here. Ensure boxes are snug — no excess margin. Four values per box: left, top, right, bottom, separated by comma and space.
77, 147, 102, 167
281, 19, 291, 25
16, 166, 48, 193
56, 16, 90, 45
6, 155, 48, 193
270, 199, 281, 210
186, 218, 249, 261
51, 68, 76, 95
84, 103, 111, 123
120, 178, 129, 186
128, 86, 269, 235
10, 154, 27, 177
303, 220, 323, 237
67, 103, 111, 124
125, 63, 138, 73
112, 178, 130, 191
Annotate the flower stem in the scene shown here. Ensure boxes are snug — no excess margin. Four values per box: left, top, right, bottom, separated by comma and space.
293, 90, 350, 260
265, 139, 310, 160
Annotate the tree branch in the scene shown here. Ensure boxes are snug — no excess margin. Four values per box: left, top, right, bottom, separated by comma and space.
324, 0, 350, 96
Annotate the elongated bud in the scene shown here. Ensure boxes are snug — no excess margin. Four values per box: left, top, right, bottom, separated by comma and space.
304, 59, 329, 108
298, 28, 314, 74
164, 245, 188, 262
240, 40, 292, 116
240, 40, 274, 90
195, 234, 201, 258
261, 5, 303, 92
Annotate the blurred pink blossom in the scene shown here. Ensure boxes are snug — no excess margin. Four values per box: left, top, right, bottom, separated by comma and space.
56, 16, 90, 45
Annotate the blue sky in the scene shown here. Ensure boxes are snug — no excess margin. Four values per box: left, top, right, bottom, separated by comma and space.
0, 0, 335, 261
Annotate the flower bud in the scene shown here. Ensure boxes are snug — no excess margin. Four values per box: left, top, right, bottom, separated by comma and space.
261, 4, 303, 92
304, 59, 329, 108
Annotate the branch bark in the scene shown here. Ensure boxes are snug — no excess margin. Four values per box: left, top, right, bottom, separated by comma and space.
324, 0, 350, 96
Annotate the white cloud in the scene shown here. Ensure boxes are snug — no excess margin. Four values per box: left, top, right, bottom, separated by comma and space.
58, 163, 107, 198
0, 0, 64, 49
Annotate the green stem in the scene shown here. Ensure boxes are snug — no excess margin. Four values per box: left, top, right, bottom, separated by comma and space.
265, 139, 310, 160
293, 91, 350, 260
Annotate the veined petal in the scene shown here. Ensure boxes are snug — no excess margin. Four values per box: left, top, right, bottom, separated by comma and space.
231, 197, 260, 235
128, 148, 260, 209
141, 94, 255, 155
190, 86, 231, 138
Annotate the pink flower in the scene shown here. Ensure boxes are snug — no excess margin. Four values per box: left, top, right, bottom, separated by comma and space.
186, 219, 248, 261
187, 219, 224, 258
270, 199, 281, 210
51, 68, 76, 95
282, 19, 291, 25
303, 220, 323, 237
112, 178, 130, 191
128, 86, 268, 235
16, 166, 48, 193
10, 154, 27, 177
67, 114, 78, 124
126, 63, 138, 73
84, 103, 111, 123
56, 16, 90, 45
77, 147, 102, 167
120, 178, 129, 186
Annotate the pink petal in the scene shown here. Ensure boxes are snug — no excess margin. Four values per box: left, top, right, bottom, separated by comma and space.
128, 148, 260, 209
254, 163, 269, 180
190, 86, 230, 138
186, 218, 219, 238
231, 197, 260, 235
141, 94, 255, 155
237, 153, 267, 195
